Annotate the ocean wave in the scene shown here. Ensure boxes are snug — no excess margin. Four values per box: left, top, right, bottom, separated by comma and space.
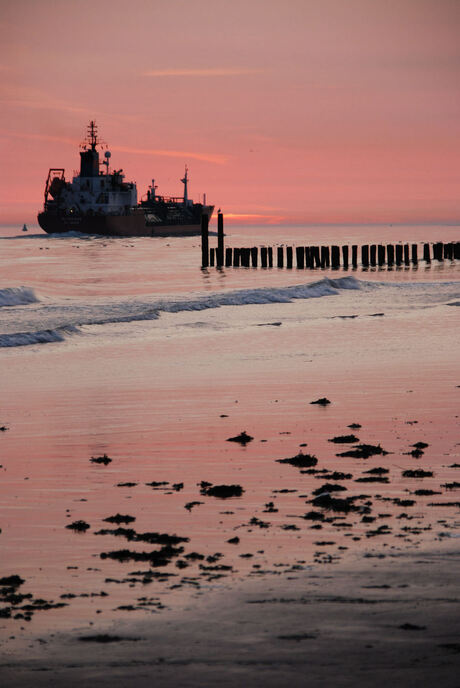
3, 275, 460, 349
158, 276, 361, 313
0, 277, 361, 348
83, 276, 360, 324
0, 325, 79, 348
0, 287, 39, 307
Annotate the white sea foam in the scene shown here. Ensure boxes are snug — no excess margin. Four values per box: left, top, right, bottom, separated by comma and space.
0, 277, 358, 347
0, 287, 39, 307
157, 276, 361, 314
1, 276, 459, 349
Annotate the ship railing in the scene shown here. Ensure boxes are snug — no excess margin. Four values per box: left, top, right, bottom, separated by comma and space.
44, 168, 65, 202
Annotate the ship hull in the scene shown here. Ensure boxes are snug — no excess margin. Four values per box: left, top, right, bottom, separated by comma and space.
37, 207, 214, 238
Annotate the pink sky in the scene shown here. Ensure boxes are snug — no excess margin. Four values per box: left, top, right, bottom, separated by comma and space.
1, 0, 460, 225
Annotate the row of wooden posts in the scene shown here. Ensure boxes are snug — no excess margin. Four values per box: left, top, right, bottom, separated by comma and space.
201, 213, 460, 269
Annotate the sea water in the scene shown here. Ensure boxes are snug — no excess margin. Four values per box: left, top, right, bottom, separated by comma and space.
1, 223, 459, 350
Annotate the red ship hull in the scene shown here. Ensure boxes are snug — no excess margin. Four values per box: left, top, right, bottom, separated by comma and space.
38, 207, 214, 238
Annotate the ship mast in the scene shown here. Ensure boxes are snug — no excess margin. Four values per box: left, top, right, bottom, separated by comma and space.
86, 120, 100, 151
181, 165, 189, 205
79, 120, 101, 177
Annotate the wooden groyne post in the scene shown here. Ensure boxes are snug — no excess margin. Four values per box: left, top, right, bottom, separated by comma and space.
201, 213, 209, 268
201, 215, 459, 270
217, 211, 224, 267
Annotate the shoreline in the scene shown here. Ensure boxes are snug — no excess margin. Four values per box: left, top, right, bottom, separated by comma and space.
2, 543, 460, 687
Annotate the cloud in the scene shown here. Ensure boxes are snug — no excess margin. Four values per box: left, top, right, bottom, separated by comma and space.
1, 131, 77, 146
0, 132, 227, 165
113, 145, 227, 165
144, 68, 262, 77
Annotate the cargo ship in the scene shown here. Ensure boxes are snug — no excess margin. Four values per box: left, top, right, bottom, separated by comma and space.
37, 121, 214, 237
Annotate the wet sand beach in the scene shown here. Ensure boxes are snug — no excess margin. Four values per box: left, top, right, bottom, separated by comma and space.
0, 226, 459, 686
3, 547, 460, 688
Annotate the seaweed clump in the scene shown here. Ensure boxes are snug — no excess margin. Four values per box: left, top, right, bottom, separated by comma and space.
402, 469, 433, 478
310, 398, 331, 406
200, 483, 244, 499
66, 520, 90, 532
312, 483, 347, 495
311, 494, 359, 513
277, 452, 318, 469
337, 444, 388, 459
90, 454, 112, 465
226, 431, 253, 445
328, 435, 359, 444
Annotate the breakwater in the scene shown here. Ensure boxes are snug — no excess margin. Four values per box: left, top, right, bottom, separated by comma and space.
201, 213, 460, 269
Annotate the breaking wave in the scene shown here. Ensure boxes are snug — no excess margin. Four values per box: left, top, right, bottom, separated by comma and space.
0, 276, 361, 348
0, 287, 39, 307
0, 276, 363, 349
2, 275, 459, 349
157, 276, 361, 313
0, 326, 79, 348
81, 275, 361, 325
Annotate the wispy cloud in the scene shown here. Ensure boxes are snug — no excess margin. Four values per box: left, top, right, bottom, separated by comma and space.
1, 131, 77, 146
144, 68, 262, 77
113, 145, 227, 165
0, 87, 150, 124
0, 95, 91, 116
0, 133, 227, 165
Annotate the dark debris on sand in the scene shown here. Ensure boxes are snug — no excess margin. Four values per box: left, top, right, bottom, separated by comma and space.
90, 454, 112, 465
66, 520, 90, 532
0, 575, 24, 589
302, 511, 325, 521
402, 469, 433, 478
103, 514, 136, 524
226, 431, 253, 445
310, 398, 331, 406
312, 483, 347, 495
277, 452, 318, 468
78, 634, 141, 643
337, 444, 388, 459
311, 494, 360, 513
185, 501, 204, 511
96, 528, 188, 546
200, 483, 244, 499
399, 623, 427, 631
100, 546, 184, 567
328, 435, 360, 444
321, 471, 353, 480
355, 476, 389, 483
406, 449, 425, 458
0, 575, 68, 622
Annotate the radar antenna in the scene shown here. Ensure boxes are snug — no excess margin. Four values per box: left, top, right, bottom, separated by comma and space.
83, 121, 103, 151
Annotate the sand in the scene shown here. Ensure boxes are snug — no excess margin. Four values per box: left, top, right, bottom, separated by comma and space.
2, 546, 460, 687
